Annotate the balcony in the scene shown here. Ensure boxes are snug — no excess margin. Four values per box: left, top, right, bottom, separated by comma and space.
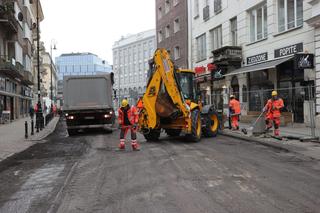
0, 2, 19, 34
212, 46, 242, 65
0, 55, 24, 78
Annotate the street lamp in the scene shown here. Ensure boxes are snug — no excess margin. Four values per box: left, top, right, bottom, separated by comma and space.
50, 39, 57, 112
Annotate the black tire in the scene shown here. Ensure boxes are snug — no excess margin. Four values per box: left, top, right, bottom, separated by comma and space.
202, 111, 219, 137
67, 129, 78, 136
165, 129, 181, 137
144, 129, 161, 141
187, 109, 201, 142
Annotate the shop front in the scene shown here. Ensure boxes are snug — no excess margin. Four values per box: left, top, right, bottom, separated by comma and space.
224, 42, 315, 124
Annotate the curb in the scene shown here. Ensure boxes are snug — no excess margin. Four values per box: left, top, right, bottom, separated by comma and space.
220, 131, 290, 152
26, 117, 60, 141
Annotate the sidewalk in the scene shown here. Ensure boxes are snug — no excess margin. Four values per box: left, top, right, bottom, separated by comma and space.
222, 122, 320, 160
0, 116, 60, 162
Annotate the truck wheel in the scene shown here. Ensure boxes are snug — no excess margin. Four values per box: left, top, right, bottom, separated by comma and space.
144, 129, 161, 141
68, 129, 78, 136
165, 129, 181, 137
203, 111, 219, 137
188, 109, 201, 142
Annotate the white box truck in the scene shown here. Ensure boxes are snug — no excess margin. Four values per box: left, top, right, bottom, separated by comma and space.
63, 74, 115, 135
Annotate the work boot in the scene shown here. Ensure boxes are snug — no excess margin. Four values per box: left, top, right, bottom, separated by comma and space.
119, 140, 125, 150
274, 129, 280, 136
131, 141, 140, 151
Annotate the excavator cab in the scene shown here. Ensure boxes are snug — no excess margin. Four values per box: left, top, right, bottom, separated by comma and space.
176, 71, 197, 102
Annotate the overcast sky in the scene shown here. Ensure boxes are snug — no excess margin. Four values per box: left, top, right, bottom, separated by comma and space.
41, 0, 155, 65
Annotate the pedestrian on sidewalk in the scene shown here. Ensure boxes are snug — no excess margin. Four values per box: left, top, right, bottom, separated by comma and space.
229, 95, 241, 130
29, 105, 34, 120
263, 90, 284, 136
118, 99, 140, 151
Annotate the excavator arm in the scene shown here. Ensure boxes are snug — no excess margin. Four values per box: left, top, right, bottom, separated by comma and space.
141, 49, 189, 129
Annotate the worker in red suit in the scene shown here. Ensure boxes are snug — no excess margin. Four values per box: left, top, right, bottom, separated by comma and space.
264, 90, 284, 136
118, 99, 140, 151
229, 95, 241, 130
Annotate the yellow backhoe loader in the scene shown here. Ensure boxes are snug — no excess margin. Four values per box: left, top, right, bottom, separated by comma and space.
138, 48, 219, 142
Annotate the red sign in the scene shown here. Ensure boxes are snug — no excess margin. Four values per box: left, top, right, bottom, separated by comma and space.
195, 66, 206, 74
207, 63, 217, 71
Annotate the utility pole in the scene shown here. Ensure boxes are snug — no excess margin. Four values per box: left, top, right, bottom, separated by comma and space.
50, 39, 57, 112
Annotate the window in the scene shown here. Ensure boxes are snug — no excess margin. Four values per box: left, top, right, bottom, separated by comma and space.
210, 25, 222, 50
249, 4, 267, 43
158, 7, 162, 20
158, 30, 163, 43
194, 0, 199, 18
278, 0, 303, 32
214, 0, 222, 13
174, 46, 180, 60
230, 17, 237, 46
196, 34, 206, 61
174, 18, 180, 33
165, 0, 170, 14
165, 25, 170, 38
173, 0, 179, 6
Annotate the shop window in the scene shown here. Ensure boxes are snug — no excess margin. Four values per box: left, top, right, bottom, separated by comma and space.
278, 0, 303, 33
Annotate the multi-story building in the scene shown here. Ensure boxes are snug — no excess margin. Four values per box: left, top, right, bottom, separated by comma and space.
56, 52, 111, 80
156, 0, 189, 68
0, 0, 42, 122
112, 29, 156, 106
55, 52, 111, 107
40, 44, 58, 111
188, 0, 320, 126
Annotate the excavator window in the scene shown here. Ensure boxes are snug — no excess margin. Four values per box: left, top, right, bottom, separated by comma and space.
176, 72, 196, 101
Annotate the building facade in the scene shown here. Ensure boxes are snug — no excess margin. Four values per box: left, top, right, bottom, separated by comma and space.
40, 44, 58, 112
156, 0, 188, 68
189, 0, 320, 126
112, 29, 156, 106
56, 52, 111, 80
0, 0, 43, 122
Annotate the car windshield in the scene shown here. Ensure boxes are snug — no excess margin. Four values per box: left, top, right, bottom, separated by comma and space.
176, 72, 196, 101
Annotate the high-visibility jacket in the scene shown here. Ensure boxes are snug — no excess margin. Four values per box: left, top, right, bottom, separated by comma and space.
229, 99, 241, 115
136, 99, 143, 109
118, 105, 139, 126
265, 98, 284, 118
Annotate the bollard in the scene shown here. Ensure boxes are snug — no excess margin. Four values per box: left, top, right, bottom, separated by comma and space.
25, 121, 28, 139
31, 119, 34, 135
36, 118, 39, 133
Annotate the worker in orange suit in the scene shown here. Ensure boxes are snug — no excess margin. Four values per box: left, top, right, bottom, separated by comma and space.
136, 97, 144, 113
263, 90, 284, 136
118, 99, 140, 151
229, 95, 241, 130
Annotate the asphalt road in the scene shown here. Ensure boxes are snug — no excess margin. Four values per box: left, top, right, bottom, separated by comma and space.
0, 119, 320, 213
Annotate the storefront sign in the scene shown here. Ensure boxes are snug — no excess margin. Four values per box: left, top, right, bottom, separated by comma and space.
195, 66, 206, 75
294, 53, 314, 69
275, 43, 303, 58
247, 52, 268, 65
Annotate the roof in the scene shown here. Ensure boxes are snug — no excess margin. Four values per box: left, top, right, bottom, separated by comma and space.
112, 29, 156, 49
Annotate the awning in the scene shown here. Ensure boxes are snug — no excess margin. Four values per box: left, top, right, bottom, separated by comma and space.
224, 56, 294, 76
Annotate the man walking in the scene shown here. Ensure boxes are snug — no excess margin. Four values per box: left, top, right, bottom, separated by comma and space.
118, 99, 140, 151
264, 90, 284, 136
229, 95, 241, 130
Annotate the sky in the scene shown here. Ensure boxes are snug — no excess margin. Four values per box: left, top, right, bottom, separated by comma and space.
41, 0, 155, 65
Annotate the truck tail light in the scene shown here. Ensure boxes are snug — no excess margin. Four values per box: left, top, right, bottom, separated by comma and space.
67, 115, 75, 120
